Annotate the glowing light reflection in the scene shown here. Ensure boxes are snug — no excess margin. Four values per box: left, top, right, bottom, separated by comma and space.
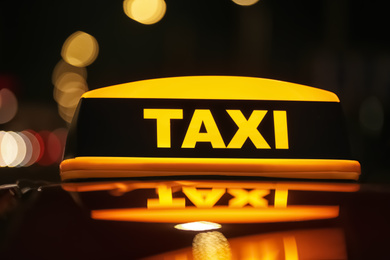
283, 236, 299, 260
193, 231, 231, 260
175, 221, 221, 231
91, 206, 340, 223
145, 228, 346, 260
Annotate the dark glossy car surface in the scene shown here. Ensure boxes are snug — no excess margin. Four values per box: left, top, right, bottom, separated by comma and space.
1, 178, 389, 259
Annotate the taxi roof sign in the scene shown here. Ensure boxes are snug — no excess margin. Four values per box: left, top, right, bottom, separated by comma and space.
60, 76, 360, 181
82, 76, 340, 102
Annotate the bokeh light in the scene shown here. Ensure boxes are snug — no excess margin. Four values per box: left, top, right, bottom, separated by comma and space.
58, 105, 78, 124
0, 129, 67, 168
21, 130, 43, 167
54, 72, 87, 93
0, 131, 7, 166
52, 128, 68, 163
0, 131, 18, 166
53, 67, 88, 124
37, 131, 57, 166
359, 96, 384, 134
231, 0, 259, 6
61, 31, 99, 67
56, 87, 86, 108
7, 131, 27, 167
0, 131, 23, 167
0, 88, 18, 124
18, 131, 33, 167
52, 59, 87, 86
123, 0, 166, 25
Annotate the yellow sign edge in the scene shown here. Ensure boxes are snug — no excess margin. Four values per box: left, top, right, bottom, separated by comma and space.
60, 157, 360, 181
82, 76, 340, 102
91, 206, 340, 223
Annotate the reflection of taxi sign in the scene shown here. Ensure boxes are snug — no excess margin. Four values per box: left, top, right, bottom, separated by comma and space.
62, 180, 359, 223
60, 76, 360, 181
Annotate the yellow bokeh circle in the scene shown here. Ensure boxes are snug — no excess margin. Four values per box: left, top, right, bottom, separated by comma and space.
61, 31, 99, 67
123, 0, 166, 25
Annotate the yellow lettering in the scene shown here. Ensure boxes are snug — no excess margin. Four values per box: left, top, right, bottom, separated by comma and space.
226, 110, 270, 149
144, 109, 183, 148
182, 109, 226, 148
147, 185, 185, 208
274, 110, 289, 149
228, 189, 269, 208
274, 189, 288, 208
182, 187, 225, 208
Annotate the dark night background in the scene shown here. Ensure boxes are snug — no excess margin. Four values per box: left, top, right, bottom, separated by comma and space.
1, 0, 389, 184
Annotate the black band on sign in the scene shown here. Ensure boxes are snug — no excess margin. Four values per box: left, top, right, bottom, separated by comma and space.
64, 98, 350, 160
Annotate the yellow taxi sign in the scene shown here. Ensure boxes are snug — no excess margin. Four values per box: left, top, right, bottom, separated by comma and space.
81, 76, 339, 102
60, 76, 360, 181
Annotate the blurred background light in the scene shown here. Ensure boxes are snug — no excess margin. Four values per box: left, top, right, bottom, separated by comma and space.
0, 131, 25, 167
7, 132, 27, 167
21, 130, 43, 167
18, 131, 33, 167
52, 59, 87, 86
55, 84, 85, 124
37, 131, 57, 166
359, 96, 384, 134
232, 0, 260, 6
61, 31, 99, 67
51, 128, 67, 163
58, 105, 77, 124
0, 129, 66, 168
47, 131, 62, 164
0, 131, 18, 167
54, 71, 87, 94
53, 66, 88, 124
0, 131, 7, 166
55, 84, 86, 108
123, 0, 166, 25
0, 88, 18, 124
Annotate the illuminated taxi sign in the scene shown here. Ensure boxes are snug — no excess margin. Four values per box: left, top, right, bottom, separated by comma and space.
60, 76, 360, 181
144, 109, 288, 149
